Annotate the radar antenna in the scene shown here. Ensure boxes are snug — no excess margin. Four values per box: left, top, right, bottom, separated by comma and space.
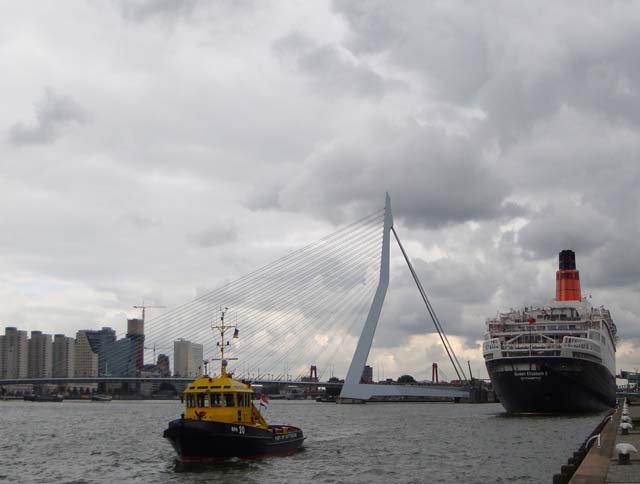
211, 307, 239, 376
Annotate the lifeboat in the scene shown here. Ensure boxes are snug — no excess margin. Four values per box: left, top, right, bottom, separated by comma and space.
163, 309, 304, 461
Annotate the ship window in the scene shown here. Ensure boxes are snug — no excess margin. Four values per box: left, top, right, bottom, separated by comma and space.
210, 393, 222, 407
238, 394, 250, 407
222, 393, 235, 407
196, 393, 207, 407
186, 394, 195, 408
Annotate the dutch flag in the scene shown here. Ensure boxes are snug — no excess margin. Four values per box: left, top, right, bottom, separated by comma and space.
259, 394, 269, 409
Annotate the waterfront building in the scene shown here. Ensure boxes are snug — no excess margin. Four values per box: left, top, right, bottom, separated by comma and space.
157, 353, 171, 377
52, 334, 75, 378
74, 330, 98, 378
1, 327, 29, 379
126, 318, 145, 372
84, 327, 116, 375
173, 339, 203, 378
28, 331, 53, 378
140, 364, 162, 397
103, 338, 136, 376
361, 365, 373, 384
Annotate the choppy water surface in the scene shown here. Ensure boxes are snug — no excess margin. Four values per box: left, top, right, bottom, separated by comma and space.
0, 400, 604, 483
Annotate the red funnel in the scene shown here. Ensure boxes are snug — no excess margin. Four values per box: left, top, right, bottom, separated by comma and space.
555, 249, 581, 301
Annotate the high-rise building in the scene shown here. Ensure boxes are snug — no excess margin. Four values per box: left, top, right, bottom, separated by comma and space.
28, 331, 53, 378
84, 327, 116, 376
52, 334, 75, 378
0, 335, 4, 378
157, 353, 171, 377
361, 365, 373, 384
1, 327, 28, 379
104, 338, 136, 377
126, 318, 145, 372
173, 339, 204, 378
74, 330, 98, 378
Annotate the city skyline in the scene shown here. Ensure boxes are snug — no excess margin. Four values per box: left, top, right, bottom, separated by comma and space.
0, 322, 180, 380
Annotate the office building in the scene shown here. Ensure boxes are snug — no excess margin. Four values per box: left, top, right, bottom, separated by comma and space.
126, 318, 145, 372
52, 334, 75, 378
173, 339, 203, 378
104, 338, 136, 376
28, 331, 53, 378
361, 365, 373, 384
74, 330, 98, 378
157, 353, 171, 377
0, 334, 3, 378
84, 327, 116, 376
1, 327, 29, 379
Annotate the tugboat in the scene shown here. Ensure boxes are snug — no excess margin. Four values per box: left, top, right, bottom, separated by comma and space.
163, 308, 305, 461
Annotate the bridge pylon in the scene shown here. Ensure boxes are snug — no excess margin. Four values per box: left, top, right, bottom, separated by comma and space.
338, 193, 469, 403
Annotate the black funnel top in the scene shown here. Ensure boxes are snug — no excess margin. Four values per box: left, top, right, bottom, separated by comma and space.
558, 250, 576, 270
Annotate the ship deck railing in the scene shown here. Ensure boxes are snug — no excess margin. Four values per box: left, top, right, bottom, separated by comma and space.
483, 337, 603, 355
563, 336, 602, 354
486, 324, 599, 333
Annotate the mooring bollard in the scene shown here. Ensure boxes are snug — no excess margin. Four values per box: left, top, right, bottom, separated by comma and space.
620, 422, 633, 435
552, 473, 569, 484
616, 443, 637, 465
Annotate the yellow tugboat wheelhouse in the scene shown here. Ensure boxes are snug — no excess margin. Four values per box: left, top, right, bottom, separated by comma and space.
163, 308, 304, 462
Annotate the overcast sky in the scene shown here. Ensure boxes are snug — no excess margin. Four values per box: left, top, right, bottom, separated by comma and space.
2, 1, 639, 380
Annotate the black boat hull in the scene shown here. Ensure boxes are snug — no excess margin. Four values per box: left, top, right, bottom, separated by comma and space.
163, 419, 304, 461
486, 357, 615, 413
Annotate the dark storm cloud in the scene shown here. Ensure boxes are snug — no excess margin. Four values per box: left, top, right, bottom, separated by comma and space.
334, 0, 489, 103
518, 204, 613, 260
272, 120, 517, 228
7, 88, 88, 146
333, 1, 640, 140
589, 235, 640, 289
273, 32, 403, 100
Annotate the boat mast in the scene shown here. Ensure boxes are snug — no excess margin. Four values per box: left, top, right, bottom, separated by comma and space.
212, 307, 238, 377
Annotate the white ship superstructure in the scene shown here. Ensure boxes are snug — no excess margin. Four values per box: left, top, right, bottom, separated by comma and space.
483, 300, 616, 376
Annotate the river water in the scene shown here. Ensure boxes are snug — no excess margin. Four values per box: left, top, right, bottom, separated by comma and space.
0, 400, 604, 484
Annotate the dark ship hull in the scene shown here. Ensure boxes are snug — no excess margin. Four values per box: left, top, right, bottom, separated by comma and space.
163, 419, 304, 462
486, 357, 615, 413
23, 394, 63, 402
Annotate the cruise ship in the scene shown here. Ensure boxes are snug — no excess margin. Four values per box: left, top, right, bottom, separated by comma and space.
483, 250, 617, 413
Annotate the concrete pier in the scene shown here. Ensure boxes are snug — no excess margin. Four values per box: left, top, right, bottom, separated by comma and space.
568, 399, 640, 484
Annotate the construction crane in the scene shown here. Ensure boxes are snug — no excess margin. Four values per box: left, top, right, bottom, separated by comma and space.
133, 302, 166, 322
144, 342, 171, 363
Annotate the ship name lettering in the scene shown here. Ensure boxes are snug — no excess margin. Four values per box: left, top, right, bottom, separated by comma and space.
514, 371, 546, 377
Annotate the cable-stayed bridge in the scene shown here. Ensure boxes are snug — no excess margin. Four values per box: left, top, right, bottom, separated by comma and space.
1, 195, 469, 401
